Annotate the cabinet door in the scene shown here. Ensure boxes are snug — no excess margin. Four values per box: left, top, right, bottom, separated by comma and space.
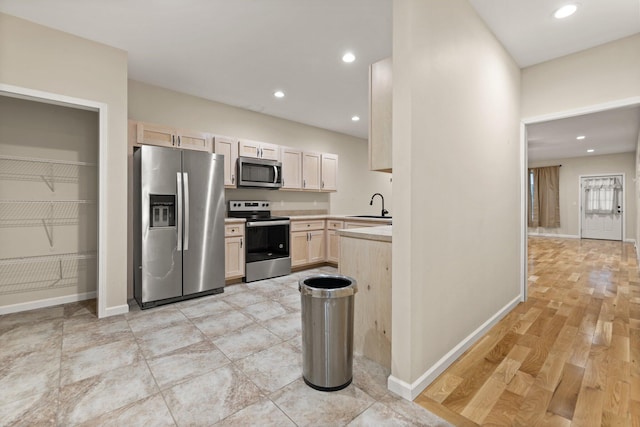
308, 230, 326, 264
178, 129, 211, 152
369, 57, 393, 172
260, 142, 280, 161
280, 147, 302, 190
302, 152, 321, 191
321, 153, 338, 192
291, 231, 310, 267
238, 139, 261, 158
225, 236, 245, 279
136, 122, 176, 148
214, 136, 239, 188
327, 230, 340, 263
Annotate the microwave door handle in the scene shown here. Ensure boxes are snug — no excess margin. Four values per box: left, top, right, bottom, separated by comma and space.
183, 172, 190, 251
176, 172, 183, 251
273, 165, 279, 184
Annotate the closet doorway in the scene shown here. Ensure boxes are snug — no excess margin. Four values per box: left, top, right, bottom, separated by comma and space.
0, 85, 107, 317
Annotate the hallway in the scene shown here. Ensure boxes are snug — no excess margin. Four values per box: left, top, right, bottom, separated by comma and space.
415, 237, 640, 426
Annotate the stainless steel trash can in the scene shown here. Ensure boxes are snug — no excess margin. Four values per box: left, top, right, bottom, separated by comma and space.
299, 274, 357, 391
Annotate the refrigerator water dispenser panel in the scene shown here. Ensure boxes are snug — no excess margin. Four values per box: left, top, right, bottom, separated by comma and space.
149, 195, 175, 228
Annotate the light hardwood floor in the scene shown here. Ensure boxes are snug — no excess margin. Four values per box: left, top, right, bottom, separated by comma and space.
415, 236, 640, 426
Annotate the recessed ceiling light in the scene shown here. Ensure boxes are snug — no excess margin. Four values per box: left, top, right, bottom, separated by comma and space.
351, 116, 360, 122
554, 4, 578, 19
273, 90, 285, 98
342, 52, 356, 63
576, 135, 586, 140
587, 149, 595, 153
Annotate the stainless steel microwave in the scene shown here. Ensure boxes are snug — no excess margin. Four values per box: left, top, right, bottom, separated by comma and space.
237, 156, 283, 189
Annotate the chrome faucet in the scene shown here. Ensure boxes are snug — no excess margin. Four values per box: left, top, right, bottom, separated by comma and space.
370, 193, 389, 217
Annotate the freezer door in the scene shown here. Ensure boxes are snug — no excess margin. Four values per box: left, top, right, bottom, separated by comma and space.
182, 150, 225, 295
139, 145, 183, 303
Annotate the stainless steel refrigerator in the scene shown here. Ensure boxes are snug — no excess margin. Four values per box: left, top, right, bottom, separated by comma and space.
133, 145, 225, 309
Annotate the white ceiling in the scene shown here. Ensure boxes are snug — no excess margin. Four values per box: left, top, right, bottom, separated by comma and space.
468, 0, 640, 67
527, 106, 640, 162
0, 0, 639, 142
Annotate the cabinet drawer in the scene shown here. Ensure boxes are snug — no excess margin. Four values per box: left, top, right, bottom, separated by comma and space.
344, 221, 387, 229
291, 220, 325, 232
327, 220, 345, 230
225, 224, 244, 237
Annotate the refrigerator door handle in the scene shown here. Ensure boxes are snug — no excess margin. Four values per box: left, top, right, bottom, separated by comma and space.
183, 172, 190, 251
176, 172, 183, 251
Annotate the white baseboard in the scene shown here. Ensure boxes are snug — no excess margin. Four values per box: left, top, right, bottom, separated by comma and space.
387, 295, 522, 401
527, 232, 579, 239
0, 291, 96, 316
103, 304, 129, 318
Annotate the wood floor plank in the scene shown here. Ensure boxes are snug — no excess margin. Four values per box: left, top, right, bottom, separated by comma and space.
422, 372, 464, 404
506, 371, 535, 397
512, 384, 553, 426
572, 386, 605, 427
480, 389, 523, 427
459, 377, 506, 423
546, 363, 584, 420
413, 394, 479, 427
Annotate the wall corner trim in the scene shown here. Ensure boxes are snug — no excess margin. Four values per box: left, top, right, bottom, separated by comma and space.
104, 304, 129, 317
387, 295, 522, 401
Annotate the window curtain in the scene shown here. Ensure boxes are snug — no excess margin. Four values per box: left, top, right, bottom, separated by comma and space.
528, 166, 560, 228
584, 177, 621, 214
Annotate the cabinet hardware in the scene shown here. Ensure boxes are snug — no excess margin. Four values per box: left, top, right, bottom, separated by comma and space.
177, 136, 181, 147
322, 181, 324, 188
172, 135, 176, 146
303, 179, 306, 188
240, 238, 243, 248
231, 174, 235, 184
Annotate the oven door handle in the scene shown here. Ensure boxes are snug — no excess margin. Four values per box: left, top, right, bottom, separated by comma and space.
246, 220, 290, 227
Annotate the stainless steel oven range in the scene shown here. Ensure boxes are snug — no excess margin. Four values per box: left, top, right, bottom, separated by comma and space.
228, 200, 291, 282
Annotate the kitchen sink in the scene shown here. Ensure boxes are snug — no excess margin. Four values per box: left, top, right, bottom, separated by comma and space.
348, 215, 392, 219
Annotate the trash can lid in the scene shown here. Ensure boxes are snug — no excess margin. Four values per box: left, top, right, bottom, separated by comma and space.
298, 274, 358, 298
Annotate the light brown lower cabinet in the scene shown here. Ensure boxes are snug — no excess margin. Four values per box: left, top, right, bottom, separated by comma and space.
290, 220, 326, 267
326, 220, 344, 263
225, 224, 245, 279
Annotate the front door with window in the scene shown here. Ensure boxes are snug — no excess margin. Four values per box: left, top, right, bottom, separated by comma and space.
580, 175, 623, 241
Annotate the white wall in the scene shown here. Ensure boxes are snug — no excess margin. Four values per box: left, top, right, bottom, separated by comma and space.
0, 13, 129, 313
529, 153, 636, 241
391, 0, 521, 398
128, 80, 393, 216
522, 34, 640, 119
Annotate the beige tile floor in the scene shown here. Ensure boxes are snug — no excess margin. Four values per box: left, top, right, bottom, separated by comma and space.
0, 266, 451, 426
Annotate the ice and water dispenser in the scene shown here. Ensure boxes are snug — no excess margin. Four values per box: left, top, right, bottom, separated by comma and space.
149, 195, 176, 228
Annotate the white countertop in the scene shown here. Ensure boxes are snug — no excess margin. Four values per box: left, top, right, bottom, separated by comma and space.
337, 225, 392, 242
288, 214, 392, 224
224, 218, 246, 224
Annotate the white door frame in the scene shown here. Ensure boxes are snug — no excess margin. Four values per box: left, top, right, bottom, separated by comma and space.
578, 173, 625, 241
0, 83, 109, 318
520, 96, 640, 303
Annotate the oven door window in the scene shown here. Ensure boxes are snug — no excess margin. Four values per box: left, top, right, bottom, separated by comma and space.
245, 224, 290, 262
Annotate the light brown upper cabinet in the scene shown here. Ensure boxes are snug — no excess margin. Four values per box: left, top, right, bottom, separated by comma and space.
320, 153, 338, 192
280, 147, 303, 190
302, 152, 321, 191
369, 57, 392, 172
213, 136, 239, 188
238, 139, 280, 161
136, 121, 211, 152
